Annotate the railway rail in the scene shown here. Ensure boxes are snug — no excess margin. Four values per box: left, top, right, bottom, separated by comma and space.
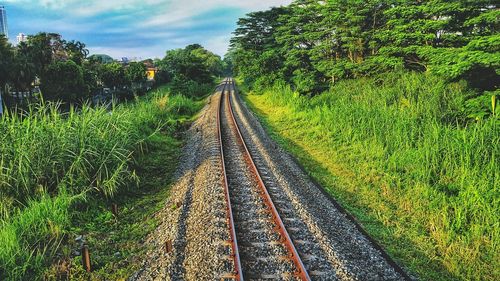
217, 78, 311, 280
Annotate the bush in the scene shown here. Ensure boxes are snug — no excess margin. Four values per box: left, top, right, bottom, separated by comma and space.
170, 75, 213, 98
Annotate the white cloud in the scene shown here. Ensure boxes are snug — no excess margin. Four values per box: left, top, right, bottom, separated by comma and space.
204, 34, 232, 57
140, 0, 292, 28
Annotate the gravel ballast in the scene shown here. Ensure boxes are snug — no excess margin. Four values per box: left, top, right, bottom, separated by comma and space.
132, 85, 233, 280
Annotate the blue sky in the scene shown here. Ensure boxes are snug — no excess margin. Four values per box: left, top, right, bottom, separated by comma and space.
2, 0, 292, 59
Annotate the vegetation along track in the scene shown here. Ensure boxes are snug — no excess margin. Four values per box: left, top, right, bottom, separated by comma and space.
217, 78, 413, 281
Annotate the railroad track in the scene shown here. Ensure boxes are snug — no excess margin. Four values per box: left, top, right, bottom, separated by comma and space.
134, 78, 411, 280
215, 78, 411, 281
130, 79, 414, 281
217, 78, 310, 280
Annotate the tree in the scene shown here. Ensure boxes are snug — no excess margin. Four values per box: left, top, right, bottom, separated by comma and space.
126, 62, 147, 85
41, 60, 85, 102
26, 33, 60, 77
11, 42, 37, 91
100, 62, 129, 90
0, 35, 14, 92
230, 7, 288, 87
64, 40, 89, 65
191, 47, 224, 77
161, 45, 213, 84
82, 63, 99, 98
222, 50, 236, 76
275, 1, 324, 92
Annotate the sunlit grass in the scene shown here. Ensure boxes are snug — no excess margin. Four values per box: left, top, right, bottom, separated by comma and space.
245, 72, 499, 281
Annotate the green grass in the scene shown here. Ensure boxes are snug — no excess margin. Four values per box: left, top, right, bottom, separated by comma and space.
48, 132, 184, 280
243, 72, 499, 281
0, 86, 204, 280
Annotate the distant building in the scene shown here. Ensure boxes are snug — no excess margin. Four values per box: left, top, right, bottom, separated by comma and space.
142, 60, 157, 81
16, 33, 27, 44
146, 67, 157, 81
0, 5, 7, 38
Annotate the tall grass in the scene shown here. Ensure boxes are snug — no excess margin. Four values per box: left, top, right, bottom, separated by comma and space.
247, 72, 499, 281
0, 193, 72, 280
0, 89, 201, 280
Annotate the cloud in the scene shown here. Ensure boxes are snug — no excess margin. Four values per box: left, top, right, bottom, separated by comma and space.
4, 0, 293, 58
204, 34, 233, 57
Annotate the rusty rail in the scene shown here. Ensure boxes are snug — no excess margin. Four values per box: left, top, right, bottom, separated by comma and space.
220, 78, 311, 280
217, 79, 243, 281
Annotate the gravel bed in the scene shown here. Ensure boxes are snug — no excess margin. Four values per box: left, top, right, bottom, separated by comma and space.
228, 81, 413, 281
131, 84, 234, 280
221, 87, 298, 280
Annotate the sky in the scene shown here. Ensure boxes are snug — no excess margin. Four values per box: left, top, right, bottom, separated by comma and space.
1, 0, 292, 59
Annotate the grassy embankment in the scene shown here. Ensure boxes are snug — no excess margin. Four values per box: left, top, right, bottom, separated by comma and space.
243, 72, 499, 281
0, 86, 205, 280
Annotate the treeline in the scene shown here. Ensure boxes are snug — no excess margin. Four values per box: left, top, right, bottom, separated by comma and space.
0, 33, 147, 103
0, 34, 223, 106
228, 0, 499, 94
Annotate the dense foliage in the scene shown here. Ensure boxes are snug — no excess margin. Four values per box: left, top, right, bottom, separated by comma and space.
0, 33, 124, 103
0, 34, 222, 105
156, 44, 222, 97
229, 0, 499, 95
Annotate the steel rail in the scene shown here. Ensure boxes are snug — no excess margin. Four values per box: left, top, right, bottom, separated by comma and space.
224, 78, 311, 281
217, 79, 243, 281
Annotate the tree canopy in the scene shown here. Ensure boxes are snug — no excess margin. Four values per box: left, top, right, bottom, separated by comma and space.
41, 60, 85, 102
230, 0, 499, 94
155, 44, 222, 97
159, 44, 214, 84
1, 32, 223, 106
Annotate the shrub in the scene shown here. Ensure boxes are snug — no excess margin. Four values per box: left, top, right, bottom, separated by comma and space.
170, 75, 213, 98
